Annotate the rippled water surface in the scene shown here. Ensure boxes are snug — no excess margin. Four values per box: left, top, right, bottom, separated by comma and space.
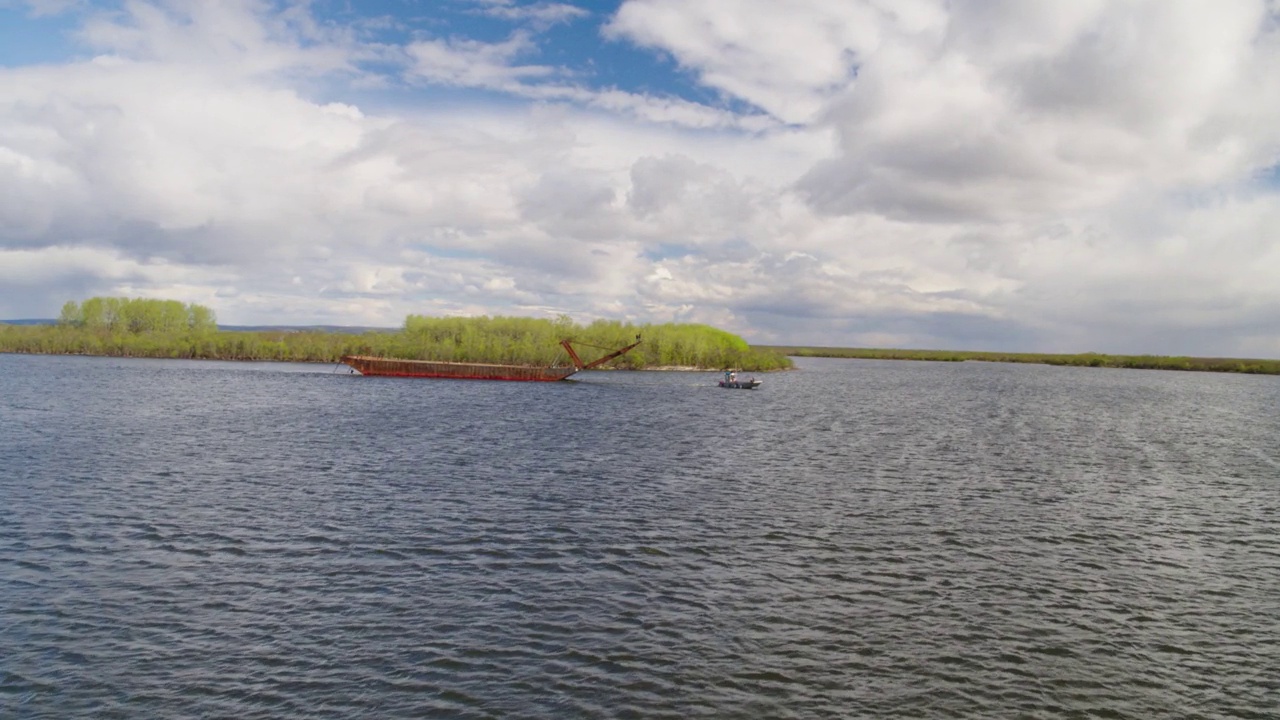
3, 353, 1279, 719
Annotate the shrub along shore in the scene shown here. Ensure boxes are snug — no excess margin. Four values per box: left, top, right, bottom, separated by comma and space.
0, 298, 792, 372
12, 297, 1273, 376
760, 346, 1280, 375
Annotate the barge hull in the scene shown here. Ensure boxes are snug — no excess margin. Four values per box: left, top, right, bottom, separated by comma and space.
340, 337, 642, 382
341, 356, 575, 381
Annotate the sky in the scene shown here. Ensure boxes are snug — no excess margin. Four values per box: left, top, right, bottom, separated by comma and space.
2, 0, 1280, 355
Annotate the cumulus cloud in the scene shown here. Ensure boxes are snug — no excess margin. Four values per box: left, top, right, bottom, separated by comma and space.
602, 0, 1280, 354
797, 0, 1280, 222
2, 0, 1280, 357
605, 0, 935, 125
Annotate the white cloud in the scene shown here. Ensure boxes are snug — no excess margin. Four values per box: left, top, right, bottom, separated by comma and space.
14, 0, 83, 17
75, 0, 367, 77
606, 0, 947, 124
402, 31, 774, 131
469, 0, 589, 29
677, 1, 1273, 228
406, 32, 558, 89
2, 0, 1280, 357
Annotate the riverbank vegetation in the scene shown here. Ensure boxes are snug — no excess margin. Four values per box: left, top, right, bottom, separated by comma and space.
1, 297, 791, 371
761, 346, 1280, 375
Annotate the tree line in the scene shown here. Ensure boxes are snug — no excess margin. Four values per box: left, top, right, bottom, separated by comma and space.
761, 345, 1280, 375
58, 297, 216, 334
11, 297, 1276, 375
0, 297, 791, 371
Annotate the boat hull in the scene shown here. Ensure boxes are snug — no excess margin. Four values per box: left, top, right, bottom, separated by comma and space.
719, 380, 762, 389
341, 355, 576, 381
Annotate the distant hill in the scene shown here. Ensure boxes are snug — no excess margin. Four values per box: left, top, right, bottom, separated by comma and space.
0, 319, 55, 325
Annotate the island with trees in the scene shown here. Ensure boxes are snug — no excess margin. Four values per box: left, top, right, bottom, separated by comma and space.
4, 297, 1278, 375
0, 297, 792, 372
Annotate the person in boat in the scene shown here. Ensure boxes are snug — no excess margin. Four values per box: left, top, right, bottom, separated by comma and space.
724, 370, 732, 384
729, 371, 737, 384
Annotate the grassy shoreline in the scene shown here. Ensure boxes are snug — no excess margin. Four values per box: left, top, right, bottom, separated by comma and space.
0, 321, 791, 372
0, 348, 745, 373
8, 335, 1276, 375
759, 346, 1280, 375
16, 296, 1272, 376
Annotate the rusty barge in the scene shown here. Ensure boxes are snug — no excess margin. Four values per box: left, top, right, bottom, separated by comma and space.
340, 337, 641, 381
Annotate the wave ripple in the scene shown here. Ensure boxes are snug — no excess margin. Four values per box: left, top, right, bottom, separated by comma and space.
2, 355, 1279, 718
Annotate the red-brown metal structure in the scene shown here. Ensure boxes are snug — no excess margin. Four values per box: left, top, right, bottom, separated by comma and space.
341, 337, 642, 381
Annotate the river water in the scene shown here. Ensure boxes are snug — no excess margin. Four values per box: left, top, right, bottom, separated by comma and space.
2, 353, 1278, 719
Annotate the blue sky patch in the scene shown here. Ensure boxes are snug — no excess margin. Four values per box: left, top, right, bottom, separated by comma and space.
1262, 162, 1280, 189
1, 0, 729, 114
0, 6, 80, 66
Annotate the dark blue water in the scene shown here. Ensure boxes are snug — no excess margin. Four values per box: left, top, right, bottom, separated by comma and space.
3, 353, 1279, 719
